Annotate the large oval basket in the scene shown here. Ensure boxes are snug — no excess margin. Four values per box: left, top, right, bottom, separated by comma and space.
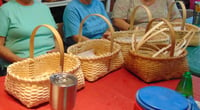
4, 24, 85, 108
125, 18, 189, 82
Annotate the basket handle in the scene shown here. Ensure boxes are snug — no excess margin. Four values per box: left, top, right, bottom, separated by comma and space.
167, 1, 186, 30
136, 18, 176, 57
133, 21, 168, 51
78, 13, 115, 52
30, 24, 64, 72
129, 5, 152, 30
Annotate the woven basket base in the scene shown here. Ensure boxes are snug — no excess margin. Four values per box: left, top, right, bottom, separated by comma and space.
67, 39, 124, 82
124, 50, 189, 83
5, 53, 85, 108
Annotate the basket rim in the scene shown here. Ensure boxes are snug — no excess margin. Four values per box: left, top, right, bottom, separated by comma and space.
110, 30, 169, 44
129, 49, 188, 60
67, 39, 121, 60
7, 52, 81, 82
160, 22, 200, 33
174, 23, 200, 32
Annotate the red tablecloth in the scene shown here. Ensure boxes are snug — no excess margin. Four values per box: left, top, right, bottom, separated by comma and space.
0, 68, 199, 110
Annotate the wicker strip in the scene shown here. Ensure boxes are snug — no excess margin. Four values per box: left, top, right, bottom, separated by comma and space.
125, 18, 189, 82
67, 14, 124, 82
4, 24, 85, 108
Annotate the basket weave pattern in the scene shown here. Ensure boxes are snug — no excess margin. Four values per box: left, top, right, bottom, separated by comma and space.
68, 39, 123, 81
125, 51, 188, 82
4, 24, 85, 108
166, 1, 200, 46
125, 18, 189, 82
67, 14, 124, 82
171, 23, 200, 46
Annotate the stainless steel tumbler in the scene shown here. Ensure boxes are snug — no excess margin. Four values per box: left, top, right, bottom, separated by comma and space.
50, 73, 77, 110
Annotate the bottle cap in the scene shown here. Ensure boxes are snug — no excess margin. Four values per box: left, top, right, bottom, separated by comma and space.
183, 72, 192, 78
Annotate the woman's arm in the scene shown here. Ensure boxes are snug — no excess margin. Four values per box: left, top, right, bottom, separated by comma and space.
72, 35, 89, 42
0, 37, 25, 63
112, 18, 130, 30
112, 0, 130, 30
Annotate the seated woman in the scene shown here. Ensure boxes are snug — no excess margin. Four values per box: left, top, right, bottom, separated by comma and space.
112, 0, 182, 30
0, 0, 58, 76
62, 0, 110, 48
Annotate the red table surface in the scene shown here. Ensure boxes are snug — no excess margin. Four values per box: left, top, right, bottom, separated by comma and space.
0, 68, 199, 110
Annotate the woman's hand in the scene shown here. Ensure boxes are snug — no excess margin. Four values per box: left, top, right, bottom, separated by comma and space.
19, 57, 27, 61
112, 18, 130, 31
102, 31, 111, 39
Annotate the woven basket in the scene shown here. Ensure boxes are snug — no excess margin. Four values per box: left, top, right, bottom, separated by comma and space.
67, 14, 124, 82
109, 5, 169, 59
162, 1, 200, 46
125, 18, 189, 83
4, 24, 85, 108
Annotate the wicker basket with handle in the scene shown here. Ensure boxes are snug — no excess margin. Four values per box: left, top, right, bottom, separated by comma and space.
109, 5, 169, 59
162, 1, 200, 46
4, 24, 85, 108
125, 18, 189, 83
67, 14, 124, 82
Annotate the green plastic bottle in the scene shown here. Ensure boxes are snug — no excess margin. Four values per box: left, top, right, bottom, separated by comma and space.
176, 72, 193, 98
